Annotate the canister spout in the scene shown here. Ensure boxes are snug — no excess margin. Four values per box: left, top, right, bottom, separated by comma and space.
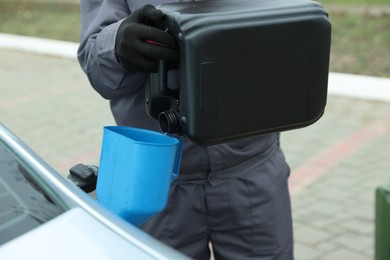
158, 111, 182, 135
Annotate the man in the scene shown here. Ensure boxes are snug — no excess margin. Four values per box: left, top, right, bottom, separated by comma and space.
78, 1, 293, 259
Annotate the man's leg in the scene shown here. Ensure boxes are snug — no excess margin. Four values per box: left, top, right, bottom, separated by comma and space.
140, 183, 211, 259
209, 148, 293, 259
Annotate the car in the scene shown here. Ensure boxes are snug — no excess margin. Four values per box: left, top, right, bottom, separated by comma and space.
0, 122, 190, 260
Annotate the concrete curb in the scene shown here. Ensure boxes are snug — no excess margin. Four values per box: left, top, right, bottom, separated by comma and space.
0, 33, 78, 59
328, 72, 390, 103
1, 33, 389, 102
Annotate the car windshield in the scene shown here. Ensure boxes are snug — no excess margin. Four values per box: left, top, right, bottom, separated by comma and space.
0, 145, 65, 245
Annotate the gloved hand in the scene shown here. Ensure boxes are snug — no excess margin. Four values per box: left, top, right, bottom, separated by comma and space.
115, 4, 179, 73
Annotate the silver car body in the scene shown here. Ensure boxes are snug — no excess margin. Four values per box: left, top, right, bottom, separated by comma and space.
0, 122, 190, 260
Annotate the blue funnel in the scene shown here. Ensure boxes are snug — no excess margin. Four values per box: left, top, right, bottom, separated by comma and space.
96, 126, 182, 226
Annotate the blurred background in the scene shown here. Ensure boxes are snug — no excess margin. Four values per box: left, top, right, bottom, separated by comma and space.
1, 0, 389, 77
1, 0, 390, 259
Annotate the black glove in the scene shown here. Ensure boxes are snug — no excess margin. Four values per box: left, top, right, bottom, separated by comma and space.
115, 4, 179, 73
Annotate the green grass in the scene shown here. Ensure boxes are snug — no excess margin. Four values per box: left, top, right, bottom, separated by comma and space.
0, 2, 80, 42
0, 1, 389, 77
320, 0, 390, 4
329, 13, 390, 77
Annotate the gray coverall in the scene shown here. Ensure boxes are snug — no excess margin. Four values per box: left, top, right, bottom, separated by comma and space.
78, 0, 293, 259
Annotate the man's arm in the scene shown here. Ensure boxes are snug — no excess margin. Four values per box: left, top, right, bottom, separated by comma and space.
77, 0, 145, 99
77, 2, 178, 100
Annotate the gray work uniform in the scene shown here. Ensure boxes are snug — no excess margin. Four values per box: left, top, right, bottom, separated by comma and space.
78, 0, 293, 259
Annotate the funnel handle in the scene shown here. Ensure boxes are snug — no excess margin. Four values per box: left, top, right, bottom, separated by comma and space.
171, 140, 182, 181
